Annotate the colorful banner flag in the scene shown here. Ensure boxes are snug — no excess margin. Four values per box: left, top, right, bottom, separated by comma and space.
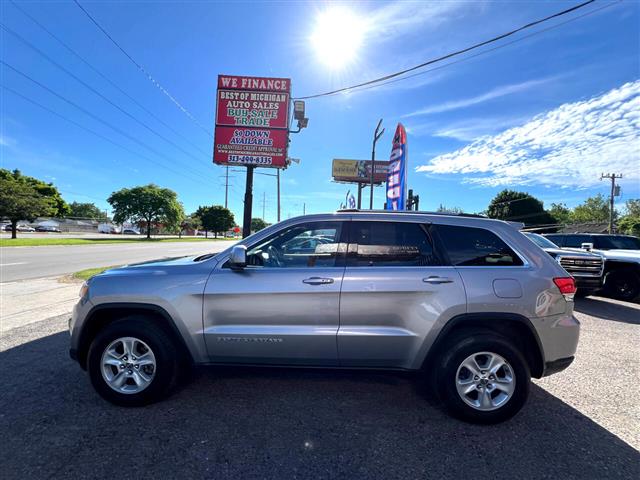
385, 123, 408, 210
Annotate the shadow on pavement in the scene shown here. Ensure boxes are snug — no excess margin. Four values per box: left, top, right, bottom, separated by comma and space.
1, 330, 638, 480
575, 297, 640, 325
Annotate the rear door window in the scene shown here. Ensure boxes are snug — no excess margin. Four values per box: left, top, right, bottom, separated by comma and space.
434, 224, 523, 267
347, 221, 443, 267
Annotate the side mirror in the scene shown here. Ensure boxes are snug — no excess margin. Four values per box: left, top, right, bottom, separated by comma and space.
228, 245, 247, 269
581, 242, 593, 252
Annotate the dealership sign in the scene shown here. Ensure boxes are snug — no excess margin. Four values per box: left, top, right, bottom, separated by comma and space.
214, 75, 290, 167
332, 159, 389, 184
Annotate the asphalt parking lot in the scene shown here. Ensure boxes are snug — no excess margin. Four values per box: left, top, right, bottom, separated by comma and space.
1, 297, 638, 479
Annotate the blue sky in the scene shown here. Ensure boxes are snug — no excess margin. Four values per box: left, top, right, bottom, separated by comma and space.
1, 0, 639, 224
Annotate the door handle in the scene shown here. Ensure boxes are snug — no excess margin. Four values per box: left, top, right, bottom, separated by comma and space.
423, 276, 453, 284
303, 277, 334, 285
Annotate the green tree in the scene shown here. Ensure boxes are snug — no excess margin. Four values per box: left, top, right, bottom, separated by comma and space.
487, 190, 554, 225
617, 199, 640, 236
0, 168, 69, 217
548, 202, 572, 226
194, 205, 234, 238
572, 194, 612, 223
68, 201, 108, 221
179, 213, 202, 238
108, 184, 184, 239
251, 217, 269, 232
0, 175, 56, 238
436, 204, 463, 214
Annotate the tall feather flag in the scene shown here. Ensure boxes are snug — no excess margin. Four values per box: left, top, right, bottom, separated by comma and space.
385, 123, 408, 210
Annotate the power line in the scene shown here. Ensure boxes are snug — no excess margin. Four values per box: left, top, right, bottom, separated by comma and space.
0, 60, 213, 186
72, 0, 213, 138
295, 0, 597, 99
0, 22, 212, 174
345, 0, 620, 96
1, 83, 214, 189
8, 0, 210, 158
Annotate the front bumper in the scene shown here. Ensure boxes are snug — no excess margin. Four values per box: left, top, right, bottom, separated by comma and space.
574, 276, 603, 292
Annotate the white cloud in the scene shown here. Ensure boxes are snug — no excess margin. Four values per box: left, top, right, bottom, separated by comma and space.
367, 1, 469, 39
404, 77, 556, 117
417, 81, 640, 188
407, 115, 528, 141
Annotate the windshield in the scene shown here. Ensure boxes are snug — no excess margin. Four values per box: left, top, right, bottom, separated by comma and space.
524, 232, 559, 249
593, 235, 640, 250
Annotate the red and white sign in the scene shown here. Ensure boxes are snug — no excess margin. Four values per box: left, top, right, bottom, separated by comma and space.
213, 127, 288, 167
214, 75, 291, 168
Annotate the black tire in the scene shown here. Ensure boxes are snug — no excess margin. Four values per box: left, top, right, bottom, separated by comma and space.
604, 270, 640, 302
87, 316, 179, 407
436, 331, 530, 424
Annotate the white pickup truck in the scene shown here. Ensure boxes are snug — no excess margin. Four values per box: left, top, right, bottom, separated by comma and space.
544, 233, 640, 301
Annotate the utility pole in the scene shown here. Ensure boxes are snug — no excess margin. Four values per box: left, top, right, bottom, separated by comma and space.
224, 166, 229, 209
242, 166, 254, 238
303, 202, 306, 215
601, 173, 622, 233
370, 119, 385, 210
262, 191, 266, 220
357, 184, 362, 209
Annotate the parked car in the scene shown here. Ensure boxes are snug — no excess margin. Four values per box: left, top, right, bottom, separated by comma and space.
35, 225, 61, 233
122, 229, 140, 235
2, 224, 12, 232
524, 233, 603, 297
544, 233, 640, 301
16, 224, 35, 232
70, 211, 580, 424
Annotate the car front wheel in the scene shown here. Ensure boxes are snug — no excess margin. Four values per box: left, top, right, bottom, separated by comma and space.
87, 317, 178, 407
437, 331, 530, 424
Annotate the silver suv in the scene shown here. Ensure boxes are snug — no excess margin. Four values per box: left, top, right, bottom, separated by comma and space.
70, 211, 580, 423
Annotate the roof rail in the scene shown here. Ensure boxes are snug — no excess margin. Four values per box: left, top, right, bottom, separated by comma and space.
336, 209, 486, 219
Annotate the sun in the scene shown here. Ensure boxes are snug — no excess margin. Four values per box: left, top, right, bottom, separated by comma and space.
310, 7, 367, 70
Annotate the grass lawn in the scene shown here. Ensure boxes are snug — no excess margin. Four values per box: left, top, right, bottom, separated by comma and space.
72, 265, 120, 281
0, 237, 228, 247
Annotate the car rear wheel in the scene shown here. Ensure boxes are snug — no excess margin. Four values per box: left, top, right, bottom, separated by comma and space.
436, 331, 530, 424
87, 317, 178, 407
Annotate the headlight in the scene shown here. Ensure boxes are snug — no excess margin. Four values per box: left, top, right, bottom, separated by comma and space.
79, 282, 89, 299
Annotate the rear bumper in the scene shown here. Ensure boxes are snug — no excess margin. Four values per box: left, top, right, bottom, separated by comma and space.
530, 312, 580, 376
543, 356, 575, 377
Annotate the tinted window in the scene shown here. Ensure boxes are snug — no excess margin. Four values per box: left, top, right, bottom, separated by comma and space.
245, 221, 344, 268
436, 225, 523, 266
593, 235, 640, 250
544, 234, 563, 247
525, 233, 559, 249
348, 221, 442, 267
562, 235, 592, 248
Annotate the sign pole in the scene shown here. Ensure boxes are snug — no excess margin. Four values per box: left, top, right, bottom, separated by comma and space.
277, 168, 281, 222
243, 166, 254, 238
357, 184, 362, 209
370, 119, 385, 210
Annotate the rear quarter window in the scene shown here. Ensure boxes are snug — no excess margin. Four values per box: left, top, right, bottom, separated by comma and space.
435, 224, 523, 267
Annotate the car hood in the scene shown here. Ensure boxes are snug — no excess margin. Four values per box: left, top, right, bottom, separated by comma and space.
595, 249, 640, 261
96, 255, 211, 277
542, 248, 601, 258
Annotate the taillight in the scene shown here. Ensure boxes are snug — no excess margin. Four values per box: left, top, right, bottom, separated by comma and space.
553, 277, 576, 297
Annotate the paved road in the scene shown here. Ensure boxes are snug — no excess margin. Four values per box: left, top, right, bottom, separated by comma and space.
0, 297, 638, 479
0, 240, 235, 282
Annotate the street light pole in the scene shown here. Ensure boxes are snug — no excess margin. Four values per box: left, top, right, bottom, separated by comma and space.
370, 119, 385, 210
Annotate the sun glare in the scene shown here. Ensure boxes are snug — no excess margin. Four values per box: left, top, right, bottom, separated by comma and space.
310, 7, 366, 70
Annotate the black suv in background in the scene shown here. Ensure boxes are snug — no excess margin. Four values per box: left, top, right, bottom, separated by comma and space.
544, 233, 640, 301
